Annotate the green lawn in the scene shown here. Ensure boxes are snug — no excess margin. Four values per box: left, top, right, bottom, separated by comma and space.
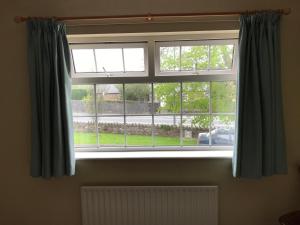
74, 132, 197, 146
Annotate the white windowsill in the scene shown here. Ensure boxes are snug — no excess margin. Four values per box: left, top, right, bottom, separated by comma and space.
75, 150, 233, 160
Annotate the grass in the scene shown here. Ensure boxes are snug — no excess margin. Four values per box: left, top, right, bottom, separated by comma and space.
74, 132, 197, 146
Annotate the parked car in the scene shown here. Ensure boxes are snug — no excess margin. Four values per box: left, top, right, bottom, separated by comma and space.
198, 127, 235, 145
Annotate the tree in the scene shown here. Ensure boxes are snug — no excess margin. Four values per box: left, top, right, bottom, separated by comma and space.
154, 83, 180, 113
160, 45, 233, 71
156, 44, 236, 128
72, 89, 88, 100
117, 84, 151, 101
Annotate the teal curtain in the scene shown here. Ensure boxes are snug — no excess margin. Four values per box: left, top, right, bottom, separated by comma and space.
27, 19, 75, 178
233, 12, 287, 178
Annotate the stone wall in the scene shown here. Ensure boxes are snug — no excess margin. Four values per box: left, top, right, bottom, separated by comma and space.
74, 122, 208, 138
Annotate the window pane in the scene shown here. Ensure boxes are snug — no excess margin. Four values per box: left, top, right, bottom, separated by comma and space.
154, 115, 180, 146
126, 116, 153, 146
124, 48, 145, 72
160, 46, 180, 71
95, 48, 123, 72
154, 83, 180, 114
211, 115, 235, 146
96, 84, 123, 115
182, 82, 209, 113
73, 117, 97, 145
182, 115, 209, 146
181, 46, 209, 71
72, 49, 96, 73
211, 81, 236, 113
209, 45, 234, 70
72, 85, 95, 116
98, 116, 125, 146
124, 83, 152, 115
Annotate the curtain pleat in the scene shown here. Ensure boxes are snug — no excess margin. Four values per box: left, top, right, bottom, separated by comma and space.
233, 12, 287, 178
27, 19, 75, 178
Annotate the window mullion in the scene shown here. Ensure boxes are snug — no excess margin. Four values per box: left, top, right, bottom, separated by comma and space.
208, 45, 211, 71
179, 46, 182, 72
232, 40, 239, 75
93, 84, 99, 147
123, 83, 127, 147
148, 40, 155, 77
180, 82, 183, 147
209, 81, 212, 146
151, 83, 155, 147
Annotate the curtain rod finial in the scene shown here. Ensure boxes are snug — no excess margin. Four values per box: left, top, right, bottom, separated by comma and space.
282, 8, 291, 15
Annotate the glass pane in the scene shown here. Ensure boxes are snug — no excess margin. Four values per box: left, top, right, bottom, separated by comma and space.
182, 82, 209, 113
181, 46, 209, 71
72, 49, 96, 73
154, 115, 180, 146
182, 115, 209, 146
98, 116, 125, 146
72, 85, 95, 116
73, 117, 97, 145
95, 48, 123, 72
211, 81, 236, 113
126, 116, 153, 146
211, 115, 235, 146
160, 46, 180, 71
124, 83, 152, 115
123, 48, 145, 72
153, 83, 180, 114
96, 84, 123, 115
209, 45, 234, 70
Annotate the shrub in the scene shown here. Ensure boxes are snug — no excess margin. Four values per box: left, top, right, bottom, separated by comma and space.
72, 89, 88, 100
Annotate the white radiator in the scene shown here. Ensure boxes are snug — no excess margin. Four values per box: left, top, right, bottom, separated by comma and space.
81, 186, 218, 225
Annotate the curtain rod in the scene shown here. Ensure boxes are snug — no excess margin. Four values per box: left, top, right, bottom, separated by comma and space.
14, 8, 291, 23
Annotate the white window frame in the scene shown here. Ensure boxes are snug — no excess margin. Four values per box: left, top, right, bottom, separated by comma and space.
70, 42, 149, 78
69, 31, 239, 156
155, 39, 238, 77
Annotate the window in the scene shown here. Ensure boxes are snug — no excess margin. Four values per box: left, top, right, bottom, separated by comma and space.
156, 40, 235, 75
70, 32, 238, 155
71, 43, 147, 77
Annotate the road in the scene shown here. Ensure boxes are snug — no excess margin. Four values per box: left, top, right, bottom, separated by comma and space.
73, 113, 235, 129
73, 113, 182, 125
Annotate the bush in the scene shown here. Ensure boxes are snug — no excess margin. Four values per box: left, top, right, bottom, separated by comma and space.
159, 124, 174, 131
72, 89, 88, 100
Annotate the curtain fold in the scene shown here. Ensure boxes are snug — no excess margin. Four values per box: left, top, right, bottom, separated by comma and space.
233, 12, 287, 178
27, 19, 75, 178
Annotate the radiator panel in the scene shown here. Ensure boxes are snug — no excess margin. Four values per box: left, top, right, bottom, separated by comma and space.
81, 186, 218, 225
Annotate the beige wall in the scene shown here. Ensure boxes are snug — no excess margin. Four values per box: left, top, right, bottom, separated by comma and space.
1, 0, 300, 225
